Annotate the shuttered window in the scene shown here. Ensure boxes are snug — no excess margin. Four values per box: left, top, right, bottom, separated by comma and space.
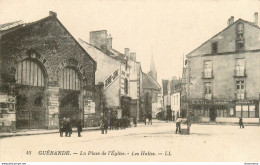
60, 67, 80, 90
15, 60, 45, 87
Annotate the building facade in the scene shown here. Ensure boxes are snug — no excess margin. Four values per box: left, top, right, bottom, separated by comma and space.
0, 12, 96, 130
128, 52, 143, 120
186, 13, 260, 123
79, 30, 132, 120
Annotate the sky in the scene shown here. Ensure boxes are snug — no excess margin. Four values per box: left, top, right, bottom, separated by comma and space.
0, 0, 260, 83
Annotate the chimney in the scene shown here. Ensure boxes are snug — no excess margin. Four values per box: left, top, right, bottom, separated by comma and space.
227, 16, 234, 26
125, 48, 130, 59
227, 18, 230, 26
89, 30, 107, 49
254, 12, 258, 26
230, 16, 234, 24
106, 34, 112, 50
130, 52, 136, 61
49, 11, 57, 17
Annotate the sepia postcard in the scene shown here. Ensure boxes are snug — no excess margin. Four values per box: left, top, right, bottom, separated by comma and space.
0, 0, 260, 164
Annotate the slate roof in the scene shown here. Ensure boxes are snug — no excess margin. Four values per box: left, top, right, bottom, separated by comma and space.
0, 13, 96, 65
79, 39, 129, 65
186, 18, 260, 58
142, 72, 160, 91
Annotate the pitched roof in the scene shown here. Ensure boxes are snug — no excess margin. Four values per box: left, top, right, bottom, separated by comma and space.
186, 18, 260, 58
0, 14, 96, 67
79, 39, 130, 65
142, 72, 160, 91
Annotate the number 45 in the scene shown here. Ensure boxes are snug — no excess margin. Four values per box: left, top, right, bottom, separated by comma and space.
26, 151, 31, 155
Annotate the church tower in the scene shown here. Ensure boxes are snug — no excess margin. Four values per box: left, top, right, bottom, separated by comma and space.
149, 53, 157, 81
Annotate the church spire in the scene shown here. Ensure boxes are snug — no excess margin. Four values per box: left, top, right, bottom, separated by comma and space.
149, 52, 157, 81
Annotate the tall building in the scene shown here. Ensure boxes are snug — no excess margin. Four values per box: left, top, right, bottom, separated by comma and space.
0, 12, 96, 130
186, 13, 260, 123
79, 30, 132, 120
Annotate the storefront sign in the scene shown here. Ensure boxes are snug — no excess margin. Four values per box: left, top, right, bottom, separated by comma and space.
48, 87, 59, 97
84, 100, 95, 114
49, 101, 59, 106
230, 108, 234, 116
117, 109, 122, 119
0, 95, 7, 102
48, 86, 59, 115
48, 106, 59, 114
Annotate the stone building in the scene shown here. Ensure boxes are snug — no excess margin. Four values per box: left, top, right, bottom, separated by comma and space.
79, 30, 132, 120
186, 13, 260, 123
0, 11, 96, 130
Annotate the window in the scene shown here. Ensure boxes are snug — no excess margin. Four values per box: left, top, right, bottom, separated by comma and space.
60, 67, 80, 90
204, 82, 212, 100
235, 58, 245, 76
236, 23, 244, 51
15, 59, 45, 87
237, 23, 244, 33
203, 60, 212, 78
236, 80, 245, 100
124, 78, 128, 94
212, 42, 218, 54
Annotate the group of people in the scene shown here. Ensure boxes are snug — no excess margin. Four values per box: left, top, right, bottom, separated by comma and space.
100, 116, 138, 134
108, 116, 133, 130
59, 117, 82, 137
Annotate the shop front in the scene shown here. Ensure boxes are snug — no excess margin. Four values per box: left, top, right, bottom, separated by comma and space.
189, 99, 259, 124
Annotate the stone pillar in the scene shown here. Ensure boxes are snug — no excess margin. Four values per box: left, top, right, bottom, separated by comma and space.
46, 85, 60, 129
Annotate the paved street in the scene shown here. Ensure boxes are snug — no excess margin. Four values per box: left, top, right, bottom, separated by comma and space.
1, 120, 260, 162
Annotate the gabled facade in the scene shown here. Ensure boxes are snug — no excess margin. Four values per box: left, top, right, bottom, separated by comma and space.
0, 11, 96, 130
79, 30, 132, 120
186, 13, 260, 123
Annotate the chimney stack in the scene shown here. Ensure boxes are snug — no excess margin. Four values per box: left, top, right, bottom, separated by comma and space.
254, 12, 258, 26
125, 48, 130, 59
230, 16, 234, 24
130, 52, 136, 61
227, 18, 230, 26
106, 34, 112, 50
49, 11, 57, 17
227, 16, 234, 26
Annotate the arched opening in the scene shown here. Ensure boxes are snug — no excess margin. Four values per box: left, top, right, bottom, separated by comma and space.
15, 59, 47, 129
59, 66, 82, 126
15, 59, 47, 87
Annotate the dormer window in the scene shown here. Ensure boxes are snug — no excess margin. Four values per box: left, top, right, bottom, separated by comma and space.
212, 42, 218, 54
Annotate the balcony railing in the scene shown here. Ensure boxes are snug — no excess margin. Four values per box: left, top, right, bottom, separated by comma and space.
202, 70, 214, 79
234, 69, 247, 77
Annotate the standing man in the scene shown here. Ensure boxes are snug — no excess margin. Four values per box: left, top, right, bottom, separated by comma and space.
59, 118, 65, 137
239, 117, 244, 129
175, 117, 182, 134
77, 119, 83, 137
